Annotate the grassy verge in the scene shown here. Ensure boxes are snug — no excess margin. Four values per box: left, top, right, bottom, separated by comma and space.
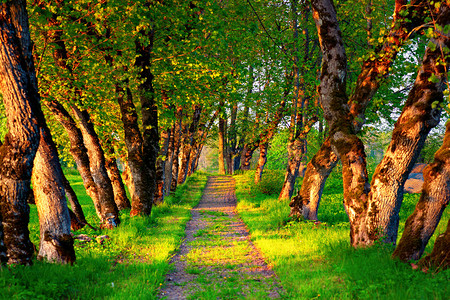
234, 170, 450, 300
0, 171, 208, 299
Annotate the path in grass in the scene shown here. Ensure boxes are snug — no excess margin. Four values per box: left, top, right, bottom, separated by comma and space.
159, 176, 283, 299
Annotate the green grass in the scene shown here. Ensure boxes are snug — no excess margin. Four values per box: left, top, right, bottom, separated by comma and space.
235, 170, 450, 300
0, 171, 208, 300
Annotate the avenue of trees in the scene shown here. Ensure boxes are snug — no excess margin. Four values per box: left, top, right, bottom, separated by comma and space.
0, 0, 448, 271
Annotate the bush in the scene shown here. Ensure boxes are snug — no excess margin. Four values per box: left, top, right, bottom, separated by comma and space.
255, 170, 285, 195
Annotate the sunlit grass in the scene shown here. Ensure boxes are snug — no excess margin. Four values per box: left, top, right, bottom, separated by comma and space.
0, 170, 208, 299
235, 170, 450, 300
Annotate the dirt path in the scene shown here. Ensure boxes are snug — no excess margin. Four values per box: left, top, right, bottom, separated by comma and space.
159, 176, 284, 299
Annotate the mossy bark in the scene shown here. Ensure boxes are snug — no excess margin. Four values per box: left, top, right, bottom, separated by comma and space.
280, 139, 305, 201
0, 0, 43, 265
393, 121, 450, 261
311, 0, 374, 246
240, 143, 258, 171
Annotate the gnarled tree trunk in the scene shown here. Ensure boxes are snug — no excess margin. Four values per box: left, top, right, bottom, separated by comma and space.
311, 0, 371, 246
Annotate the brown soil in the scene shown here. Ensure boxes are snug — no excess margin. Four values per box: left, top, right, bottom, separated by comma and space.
158, 176, 284, 299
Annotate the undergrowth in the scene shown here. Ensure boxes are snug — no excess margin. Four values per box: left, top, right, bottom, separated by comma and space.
235, 169, 450, 300
0, 171, 208, 300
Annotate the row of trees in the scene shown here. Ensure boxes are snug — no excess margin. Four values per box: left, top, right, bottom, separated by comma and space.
0, 0, 448, 271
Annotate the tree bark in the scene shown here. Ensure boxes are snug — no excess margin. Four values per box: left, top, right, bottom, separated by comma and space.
164, 123, 176, 196
218, 108, 227, 175
393, 121, 450, 262
311, 0, 372, 246
178, 105, 201, 184
46, 100, 103, 220
32, 126, 75, 263
71, 106, 120, 227
154, 128, 170, 204
104, 139, 130, 210
0, 0, 42, 265
418, 218, 450, 271
134, 26, 159, 217
254, 143, 268, 184
62, 176, 88, 230
356, 4, 450, 246
117, 84, 154, 217
240, 143, 258, 171
171, 108, 183, 191
289, 137, 339, 219
289, 0, 427, 221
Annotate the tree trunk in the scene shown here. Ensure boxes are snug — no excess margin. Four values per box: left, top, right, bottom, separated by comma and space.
178, 105, 201, 184
62, 176, 88, 230
356, 7, 449, 246
71, 106, 120, 227
218, 107, 227, 175
116, 84, 154, 217
240, 144, 257, 171
289, 0, 427, 223
254, 143, 268, 184
104, 139, 130, 210
46, 100, 104, 220
279, 139, 305, 201
289, 137, 339, 219
0, 0, 42, 265
418, 218, 450, 271
393, 122, 450, 262
171, 107, 183, 192
311, 0, 371, 246
154, 128, 170, 204
32, 126, 75, 263
164, 123, 176, 196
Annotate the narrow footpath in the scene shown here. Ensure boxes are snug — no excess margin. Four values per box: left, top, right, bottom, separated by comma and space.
159, 176, 283, 299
